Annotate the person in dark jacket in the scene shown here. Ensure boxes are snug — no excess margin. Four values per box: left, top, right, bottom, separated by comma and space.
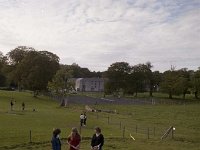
91, 127, 104, 150
51, 128, 61, 150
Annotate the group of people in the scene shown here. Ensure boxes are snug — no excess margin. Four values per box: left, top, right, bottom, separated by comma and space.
51, 127, 104, 150
10, 100, 25, 111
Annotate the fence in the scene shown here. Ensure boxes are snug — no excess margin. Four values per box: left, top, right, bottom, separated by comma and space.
87, 112, 173, 140
9, 111, 173, 144
43, 92, 192, 106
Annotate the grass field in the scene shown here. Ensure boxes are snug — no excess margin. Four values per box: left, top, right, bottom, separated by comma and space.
0, 90, 200, 150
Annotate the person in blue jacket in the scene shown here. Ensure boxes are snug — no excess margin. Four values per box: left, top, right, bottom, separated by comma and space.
51, 128, 61, 150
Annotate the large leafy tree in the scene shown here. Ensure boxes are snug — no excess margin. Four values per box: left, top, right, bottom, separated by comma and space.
0, 51, 7, 86
48, 67, 73, 96
129, 64, 149, 97
191, 69, 200, 99
105, 62, 131, 95
144, 62, 154, 96
7, 46, 32, 90
63, 63, 102, 78
160, 70, 179, 99
174, 68, 190, 99
19, 50, 59, 95
7, 46, 29, 65
6, 46, 59, 94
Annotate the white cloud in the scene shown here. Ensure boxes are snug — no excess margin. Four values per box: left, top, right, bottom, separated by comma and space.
0, 0, 200, 72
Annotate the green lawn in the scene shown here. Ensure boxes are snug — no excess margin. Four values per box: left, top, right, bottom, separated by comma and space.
0, 90, 200, 150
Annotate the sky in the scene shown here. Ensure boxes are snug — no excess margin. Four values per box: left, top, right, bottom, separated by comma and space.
0, 0, 200, 72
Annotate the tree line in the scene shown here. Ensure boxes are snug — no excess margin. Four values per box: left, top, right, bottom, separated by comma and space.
104, 62, 200, 99
0, 46, 200, 99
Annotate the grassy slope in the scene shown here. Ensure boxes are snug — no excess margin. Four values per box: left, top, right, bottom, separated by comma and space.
0, 90, 200, 150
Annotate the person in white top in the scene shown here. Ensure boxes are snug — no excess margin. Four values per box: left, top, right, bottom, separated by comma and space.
80, 114, 84, 126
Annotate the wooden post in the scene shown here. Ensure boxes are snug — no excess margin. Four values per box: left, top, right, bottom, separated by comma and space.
29, 130, 32, 143
123, 126, 125, 138
79, 126, 82, 135
136, 125, 137, 134
172, 126, 174, 139
147, 128, 150, 139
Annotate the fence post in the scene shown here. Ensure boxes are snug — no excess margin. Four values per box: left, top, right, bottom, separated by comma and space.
172, 126, 174, 139
123, 126, 125, 139
79, 126, 82, 135
29, 130, 32, 143
107, 116, 110, 124
147, 128, 150, 139
136, 125, 137, 134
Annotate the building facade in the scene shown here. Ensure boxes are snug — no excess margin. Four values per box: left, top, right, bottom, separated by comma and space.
75, 78, 104, 92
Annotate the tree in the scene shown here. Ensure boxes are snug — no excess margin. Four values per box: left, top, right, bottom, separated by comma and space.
7, 46, 31, 65
151, 71, 162, 92
191, 69, 200, 99
174, 68, 190, 99
48, 68, 73, 96
105, 62, 131, 96
0, 51, 7, 86
7, 46, 33, 90
160, 70, 179, 99
129, 63, 151, 97
145, 62, 153, 96
60, 64, 102, 78
19, 50, 59, 95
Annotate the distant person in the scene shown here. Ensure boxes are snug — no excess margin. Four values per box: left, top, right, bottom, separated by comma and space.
22, 102, 25, 111
83, 113, 87, 126
80, 114, 84, 126
51, 128, 61, 150
67, 127, 81, 150
10, 100, 14, 111
91, 127, 104, 150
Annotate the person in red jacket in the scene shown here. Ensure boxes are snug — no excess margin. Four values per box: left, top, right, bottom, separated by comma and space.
67, 127, 81, 150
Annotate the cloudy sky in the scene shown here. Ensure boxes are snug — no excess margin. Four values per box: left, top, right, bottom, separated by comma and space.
0, 0, 200, 72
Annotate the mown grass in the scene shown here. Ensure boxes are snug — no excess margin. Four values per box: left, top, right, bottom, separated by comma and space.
0, 90, 200, 150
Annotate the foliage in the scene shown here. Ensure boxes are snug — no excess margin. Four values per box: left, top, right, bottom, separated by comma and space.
160, 70, 179, 99
191, 69, 200, 99
6, 47, 60, 94
105, 62, 131, 95
48, 67, 74, 95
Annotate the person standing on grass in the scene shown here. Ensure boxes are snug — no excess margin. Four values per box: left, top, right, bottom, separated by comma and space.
91, 127, 104, 150
10, 100, 14, 111
80, 114, 84, 126
51, 128, 61, 150
67, 127, 81, 150
22, 102, 25, 111
83, 112, 87, 126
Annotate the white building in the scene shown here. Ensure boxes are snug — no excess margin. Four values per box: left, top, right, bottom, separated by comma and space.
75, 78, 104, 92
